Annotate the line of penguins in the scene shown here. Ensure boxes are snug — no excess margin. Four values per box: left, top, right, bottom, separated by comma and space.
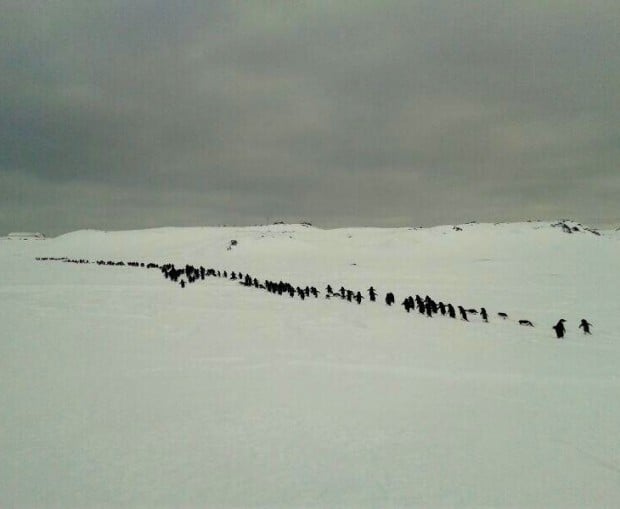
36, 257, 593, 338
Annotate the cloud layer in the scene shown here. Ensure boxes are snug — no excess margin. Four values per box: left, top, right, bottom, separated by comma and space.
2, 1, 619, 234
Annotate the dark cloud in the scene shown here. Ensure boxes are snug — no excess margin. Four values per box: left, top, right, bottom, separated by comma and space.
1, 1, 619, 235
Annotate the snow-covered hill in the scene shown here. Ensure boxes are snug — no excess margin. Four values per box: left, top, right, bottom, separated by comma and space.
1, 221, 619, 507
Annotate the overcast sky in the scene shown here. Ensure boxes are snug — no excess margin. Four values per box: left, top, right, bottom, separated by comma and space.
1, 1, 619, 235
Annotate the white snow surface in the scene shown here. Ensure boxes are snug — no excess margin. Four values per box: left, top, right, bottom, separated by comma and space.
1, 222, 619, 508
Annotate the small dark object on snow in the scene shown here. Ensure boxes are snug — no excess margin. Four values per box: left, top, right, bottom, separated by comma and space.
579, 319, 592, 335
458, 306, 468, 321
402, 297, 412, 313
553, 319, 567, 338
368, 286, 377, 302
447, 304, 456, 319
480, 308, 488, 322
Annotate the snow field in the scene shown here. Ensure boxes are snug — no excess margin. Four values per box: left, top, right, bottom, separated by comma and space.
1, 222, 619, 507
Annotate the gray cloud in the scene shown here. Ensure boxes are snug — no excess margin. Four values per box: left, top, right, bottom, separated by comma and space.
1, 0, 619, 235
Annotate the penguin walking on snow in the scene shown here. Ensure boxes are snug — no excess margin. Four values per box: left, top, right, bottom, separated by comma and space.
458, 306, 468, 321
553, 319, 567, 339
368, 286, 377, 302
579, 319, 592, 335
480, 308, 488, 322
447, 304, 456, 319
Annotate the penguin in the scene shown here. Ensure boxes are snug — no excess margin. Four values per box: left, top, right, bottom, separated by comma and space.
480, 308, 488, 322
578, 319, 592, 335
552, 319, 566, 338
458, 306, 468, 321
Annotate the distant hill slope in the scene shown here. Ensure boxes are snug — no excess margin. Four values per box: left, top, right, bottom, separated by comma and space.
3, 232, 46, 240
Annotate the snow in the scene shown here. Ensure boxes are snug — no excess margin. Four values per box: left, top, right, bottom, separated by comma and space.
3, 232, 46, 240
1, 222, 619, 507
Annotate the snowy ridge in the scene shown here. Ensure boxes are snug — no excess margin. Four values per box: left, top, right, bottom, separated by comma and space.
36, 220, 617, 330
